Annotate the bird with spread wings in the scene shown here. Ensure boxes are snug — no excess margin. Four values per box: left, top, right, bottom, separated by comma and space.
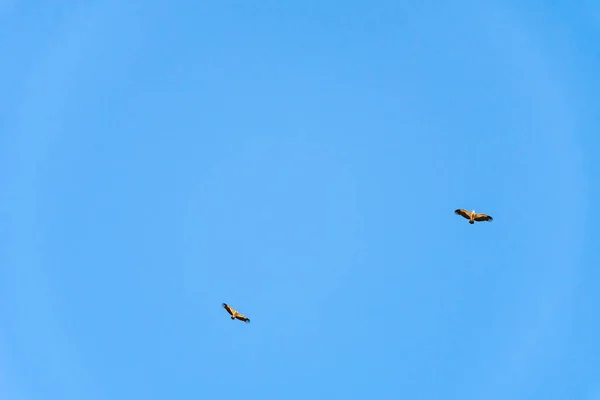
454, 209, 493, 224
222, 303, 251, 323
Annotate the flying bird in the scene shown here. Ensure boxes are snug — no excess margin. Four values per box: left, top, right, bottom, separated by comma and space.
222, 303, 250, 323
454, 209, 493, 224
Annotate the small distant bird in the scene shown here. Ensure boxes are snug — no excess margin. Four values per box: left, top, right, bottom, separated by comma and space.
454, 209, 493, 224
222, 303, 250, 323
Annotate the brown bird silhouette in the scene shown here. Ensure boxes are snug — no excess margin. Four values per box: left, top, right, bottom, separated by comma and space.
222, 303, 250, 323
454, 209, 493, 224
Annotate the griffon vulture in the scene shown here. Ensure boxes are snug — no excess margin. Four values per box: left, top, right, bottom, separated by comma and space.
454, 209, 493, 224
222, 303, 250, 323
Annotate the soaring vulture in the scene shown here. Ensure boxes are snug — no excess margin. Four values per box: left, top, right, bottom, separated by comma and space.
222, 303, 250, 323
454, 209, 493, 224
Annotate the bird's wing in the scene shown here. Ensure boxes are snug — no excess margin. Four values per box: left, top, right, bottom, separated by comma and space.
235, 314, 250, 323
222, 303, 234, 316
454, 209, 471, 219
474, 214, 493, 222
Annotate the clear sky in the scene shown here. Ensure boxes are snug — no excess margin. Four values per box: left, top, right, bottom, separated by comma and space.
1, 1, 598, 399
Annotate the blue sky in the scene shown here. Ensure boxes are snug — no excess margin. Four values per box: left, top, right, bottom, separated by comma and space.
1, 1, 599, 399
